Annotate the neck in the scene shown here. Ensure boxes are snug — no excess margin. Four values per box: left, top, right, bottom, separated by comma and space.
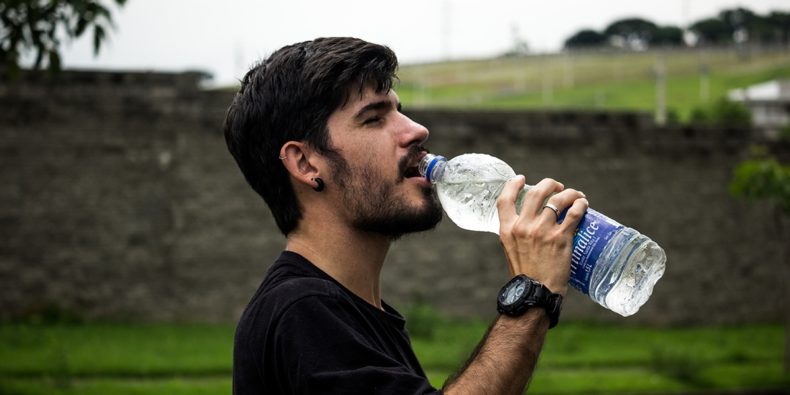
285, 219, 391, 309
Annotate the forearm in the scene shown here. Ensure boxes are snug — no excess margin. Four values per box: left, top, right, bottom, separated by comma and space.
442, 309, 550, 395
439, 177, 585, 394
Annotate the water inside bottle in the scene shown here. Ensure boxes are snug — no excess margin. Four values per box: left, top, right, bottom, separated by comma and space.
433, 154, 517, 234
438, 180, 507, 233
590, 229, 666, 316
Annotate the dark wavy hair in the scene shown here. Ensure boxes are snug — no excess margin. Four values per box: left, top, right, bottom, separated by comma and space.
223, 37, 399, 235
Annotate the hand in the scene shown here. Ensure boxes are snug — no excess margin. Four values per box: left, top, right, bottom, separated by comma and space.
496, 176, 588, 296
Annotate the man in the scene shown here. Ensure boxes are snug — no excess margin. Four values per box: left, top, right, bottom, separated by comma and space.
224, 37, 588, 394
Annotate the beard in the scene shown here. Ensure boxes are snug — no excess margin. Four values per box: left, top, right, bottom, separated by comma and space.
326, 149, 443, 240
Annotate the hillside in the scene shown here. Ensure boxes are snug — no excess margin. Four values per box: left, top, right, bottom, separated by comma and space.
396, 47, 790, 120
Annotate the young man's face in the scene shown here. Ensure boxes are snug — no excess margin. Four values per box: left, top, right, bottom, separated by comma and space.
322, 86, 442, 238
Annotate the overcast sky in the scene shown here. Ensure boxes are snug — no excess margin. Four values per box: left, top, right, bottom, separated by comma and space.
58, 0, 789, 86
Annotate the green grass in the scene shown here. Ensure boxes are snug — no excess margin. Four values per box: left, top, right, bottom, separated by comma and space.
412, 319, 787, 392
0, 378, 230, 395
0, 321, 786, 394
395, 47, 790, 120
0, 323, 233, 376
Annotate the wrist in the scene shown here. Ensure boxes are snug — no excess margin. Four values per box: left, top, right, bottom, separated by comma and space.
497, 275, 563, 329
544, 281, 568, 297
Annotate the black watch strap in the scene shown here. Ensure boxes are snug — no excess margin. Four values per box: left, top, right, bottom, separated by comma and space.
535, 285, 563, 329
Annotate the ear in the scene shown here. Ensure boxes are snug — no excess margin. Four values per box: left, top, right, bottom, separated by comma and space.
279, 141, 322, 190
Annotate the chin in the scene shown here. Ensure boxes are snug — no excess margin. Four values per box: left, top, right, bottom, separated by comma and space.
354, 201, 443, 240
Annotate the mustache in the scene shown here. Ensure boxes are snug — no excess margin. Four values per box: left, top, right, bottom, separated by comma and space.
398, 145, 429, 180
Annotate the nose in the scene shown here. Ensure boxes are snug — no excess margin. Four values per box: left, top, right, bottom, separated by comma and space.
399, 114, 430, 147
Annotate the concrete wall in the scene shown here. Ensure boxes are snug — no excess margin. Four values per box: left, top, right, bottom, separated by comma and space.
1, 70, 788, 325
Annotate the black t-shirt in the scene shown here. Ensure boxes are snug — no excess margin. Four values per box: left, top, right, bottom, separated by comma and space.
233, 251, 441, 394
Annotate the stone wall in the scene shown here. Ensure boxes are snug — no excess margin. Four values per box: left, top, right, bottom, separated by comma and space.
1, 70, 787, 325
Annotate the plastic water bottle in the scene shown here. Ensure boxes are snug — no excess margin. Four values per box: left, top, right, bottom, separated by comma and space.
419, 153, 666, 317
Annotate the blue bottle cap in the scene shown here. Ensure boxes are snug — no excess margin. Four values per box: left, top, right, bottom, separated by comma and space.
424, 155, 446, 183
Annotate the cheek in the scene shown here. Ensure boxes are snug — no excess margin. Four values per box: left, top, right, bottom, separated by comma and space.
360, 151, 398, 178
356, 162, 397, 198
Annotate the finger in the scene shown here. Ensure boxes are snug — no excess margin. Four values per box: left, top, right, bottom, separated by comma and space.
541, 188, 585, 223
520, 178, 564, 219
559, 197, 589, 234
496, 175, 526, 231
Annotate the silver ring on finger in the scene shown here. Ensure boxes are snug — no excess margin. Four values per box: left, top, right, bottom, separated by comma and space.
542, 203, 560, 221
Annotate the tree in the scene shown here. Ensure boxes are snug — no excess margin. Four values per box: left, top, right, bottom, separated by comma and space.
741, 10, 790, 46
690, 7, 789, 46
719, 7, 757, 32
762, 11, 790, 45
719, 7, 764, 44
0, 0, 127, 75
603, 17, 659, 50
649, 26, 684, 47
689, 17, 733, 45
563, 29, 607, 49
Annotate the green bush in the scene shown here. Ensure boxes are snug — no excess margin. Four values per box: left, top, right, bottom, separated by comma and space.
729, 145, 790, 214
688, 106, 710, 123
709, 97, 751, 126
689, 97, 751, 126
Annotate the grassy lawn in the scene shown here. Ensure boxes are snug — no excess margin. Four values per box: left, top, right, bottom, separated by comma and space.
0, 377, 230, 395
395, 48, 790, 121
416, 320, 787, 393
0, 320, 786, 394
0, 323, 231, 376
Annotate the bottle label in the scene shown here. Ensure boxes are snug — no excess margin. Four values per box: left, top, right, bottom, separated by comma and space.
568, 208, 623, 294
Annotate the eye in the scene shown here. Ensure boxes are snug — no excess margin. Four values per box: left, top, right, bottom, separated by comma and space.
363, 116, 383, 125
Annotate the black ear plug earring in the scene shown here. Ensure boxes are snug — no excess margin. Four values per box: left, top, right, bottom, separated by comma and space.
312, 178, 325, 192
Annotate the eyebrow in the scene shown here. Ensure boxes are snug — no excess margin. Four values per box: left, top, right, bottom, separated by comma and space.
353, 99, 402, 121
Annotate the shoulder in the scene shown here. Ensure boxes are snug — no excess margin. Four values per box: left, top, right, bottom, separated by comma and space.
242, 262, 358, 331
234, 269, 354, 360
268, 276, 349, 313
253, 251, 353, 312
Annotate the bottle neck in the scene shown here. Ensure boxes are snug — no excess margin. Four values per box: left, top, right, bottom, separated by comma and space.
418, 153, 447, 184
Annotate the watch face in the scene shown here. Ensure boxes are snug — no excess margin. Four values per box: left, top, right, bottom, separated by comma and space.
503, 277, 527, 305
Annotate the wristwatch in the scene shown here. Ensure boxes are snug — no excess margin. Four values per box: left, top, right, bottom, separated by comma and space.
497, 274, 563, 328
